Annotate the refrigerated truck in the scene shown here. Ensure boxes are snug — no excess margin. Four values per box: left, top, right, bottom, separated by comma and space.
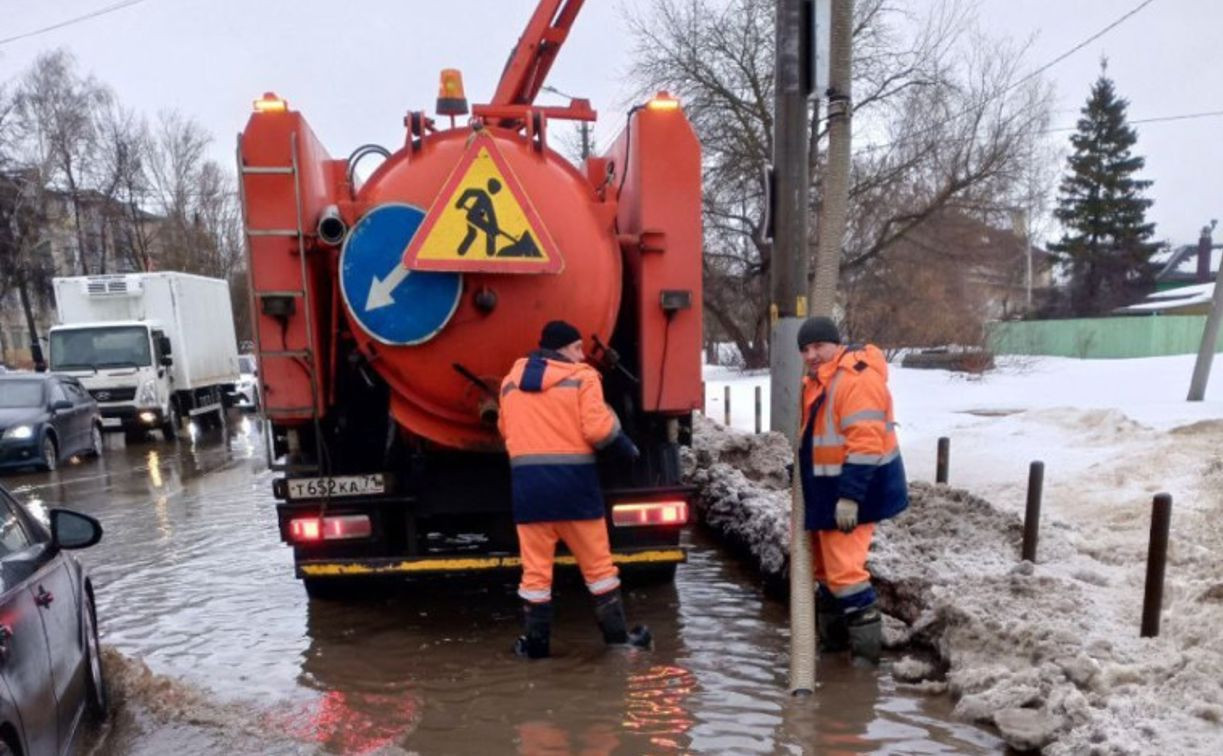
49, 273, 241, 440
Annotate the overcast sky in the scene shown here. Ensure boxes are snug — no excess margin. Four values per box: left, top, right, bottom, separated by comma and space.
1, 0, 1217, 247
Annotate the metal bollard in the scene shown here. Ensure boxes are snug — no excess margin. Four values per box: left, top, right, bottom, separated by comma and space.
1022, 461, 1044, 562
754, 385, 762, 434
935, 437, 950, 484
1141, 493, 1173, 638
724, 385, 731, 427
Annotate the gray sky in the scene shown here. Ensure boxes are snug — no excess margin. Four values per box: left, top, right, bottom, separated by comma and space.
1, 0, 1217, 247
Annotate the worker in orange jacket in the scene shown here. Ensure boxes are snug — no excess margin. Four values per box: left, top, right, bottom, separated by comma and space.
797, 316, 908, 664
499, 320, 652, 658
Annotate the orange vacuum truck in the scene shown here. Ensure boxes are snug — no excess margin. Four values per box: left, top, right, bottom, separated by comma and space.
238, 0, 702, 597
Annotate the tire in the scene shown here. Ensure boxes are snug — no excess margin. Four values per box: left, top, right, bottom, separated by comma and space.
83, 592, 108, 721
161, 404, 179, 441
88, 424, 104, 458
40, 436, 58, 472
303, 577, 387, 601
620, 563, 678, 586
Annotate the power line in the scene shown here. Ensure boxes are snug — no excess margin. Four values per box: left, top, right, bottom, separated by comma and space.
847, 0, 1159, 153
0, 0, 150, 48
1046, 109, 1223, 133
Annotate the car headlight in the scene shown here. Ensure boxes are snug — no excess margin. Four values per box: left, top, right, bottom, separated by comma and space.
3, 425, 34, 440
137, 379, 158, 405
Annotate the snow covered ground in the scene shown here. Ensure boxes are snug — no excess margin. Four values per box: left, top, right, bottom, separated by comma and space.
693, 355, 1223, 753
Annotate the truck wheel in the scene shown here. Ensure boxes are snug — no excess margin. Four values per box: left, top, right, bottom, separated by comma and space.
40, 436, 58, 472
303, 578, 386, 601
620, 563, 678, 586
161, 406, 179, 441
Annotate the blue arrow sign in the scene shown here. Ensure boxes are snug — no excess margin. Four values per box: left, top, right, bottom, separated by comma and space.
339, 204, 462, 346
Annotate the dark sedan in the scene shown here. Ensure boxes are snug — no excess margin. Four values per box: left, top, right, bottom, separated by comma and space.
0, 485, 107, 756
0, 375, 103, 473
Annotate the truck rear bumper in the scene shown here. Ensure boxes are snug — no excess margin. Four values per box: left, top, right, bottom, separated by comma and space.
296, 546, 686, 579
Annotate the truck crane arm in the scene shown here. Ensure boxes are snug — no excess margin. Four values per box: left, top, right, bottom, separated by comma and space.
491, 0, 585, 106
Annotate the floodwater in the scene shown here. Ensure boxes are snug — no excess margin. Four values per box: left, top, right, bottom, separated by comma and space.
2, 417, 1003, 754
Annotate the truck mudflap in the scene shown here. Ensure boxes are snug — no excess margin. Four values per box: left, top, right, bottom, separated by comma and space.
296, 546, 687, 579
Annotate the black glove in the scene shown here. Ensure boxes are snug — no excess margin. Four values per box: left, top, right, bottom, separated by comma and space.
608, 432, 640, 460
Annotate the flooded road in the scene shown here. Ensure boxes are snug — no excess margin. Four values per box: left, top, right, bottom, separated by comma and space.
2, 418, 1002, 754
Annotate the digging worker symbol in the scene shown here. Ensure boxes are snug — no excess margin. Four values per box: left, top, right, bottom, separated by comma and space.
498, 320, 651, 659
455, 178, 542, 258
797, 316, 909, 665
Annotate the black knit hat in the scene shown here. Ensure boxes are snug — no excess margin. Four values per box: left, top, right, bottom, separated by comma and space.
540, 320, 582, 350
796, 316, 841, 349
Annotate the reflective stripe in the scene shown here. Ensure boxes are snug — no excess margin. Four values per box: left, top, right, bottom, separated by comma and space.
593, 414, 623, 450
587, 575, 621, 595
518, 587, 552, 602
812, 434, 845, 446
813, 464, 842, 476
823, 373, 843, 441
845, 449, 899, 466
510, 453, 597, 467
840, 409, 886, 429
556, 378, 582, 389
832, 580, 872, 598
501, 382, 517, 397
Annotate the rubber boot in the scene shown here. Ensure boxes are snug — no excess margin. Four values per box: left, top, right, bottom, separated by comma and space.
513, 601, 553, 659
594, 589, 653, 649
816, 588, 849, 653
847, 604, 883, 666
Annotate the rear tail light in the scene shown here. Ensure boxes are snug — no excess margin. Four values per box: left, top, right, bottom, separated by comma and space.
611, 501, 689, 527
288, 514, 372, 542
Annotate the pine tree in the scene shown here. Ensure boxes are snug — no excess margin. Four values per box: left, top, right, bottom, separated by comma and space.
1050, 62, 1158, 315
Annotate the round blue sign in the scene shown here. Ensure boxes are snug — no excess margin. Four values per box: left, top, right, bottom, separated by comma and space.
340, 204, 462, 346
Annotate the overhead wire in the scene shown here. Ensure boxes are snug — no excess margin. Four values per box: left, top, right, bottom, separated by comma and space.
0, 0, 150, 48
849, 0, 1160, 155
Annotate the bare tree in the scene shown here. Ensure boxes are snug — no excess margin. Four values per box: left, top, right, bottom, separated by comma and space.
626, 0, 1054, 365
13, 50, 112, 275
96, 102, 157, 272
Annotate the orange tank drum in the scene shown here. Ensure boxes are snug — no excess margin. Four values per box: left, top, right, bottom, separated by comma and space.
338, 125, 621, 451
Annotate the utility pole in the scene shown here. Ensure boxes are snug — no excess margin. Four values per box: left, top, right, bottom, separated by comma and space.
772, 0, 813, 696
1188, 223, 1223, 401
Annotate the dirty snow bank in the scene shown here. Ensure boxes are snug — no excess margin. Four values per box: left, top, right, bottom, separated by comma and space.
685, 412, 1223, 754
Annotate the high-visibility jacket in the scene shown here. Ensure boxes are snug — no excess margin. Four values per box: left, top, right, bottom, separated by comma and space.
498, 350, 622, 523
799, 344, 908, 531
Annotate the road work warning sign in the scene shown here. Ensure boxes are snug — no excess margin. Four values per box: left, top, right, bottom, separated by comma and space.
403, 132, 563, 274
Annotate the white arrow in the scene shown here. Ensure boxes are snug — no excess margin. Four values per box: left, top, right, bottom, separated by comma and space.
366, 263, 411, 311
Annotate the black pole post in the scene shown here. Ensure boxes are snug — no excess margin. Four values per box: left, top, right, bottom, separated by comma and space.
1141, 493, 1172, 638
1022, 461, 1044, 562
755, 385, 762, 434
935, 437, 950, 484
724, 385, 731, 426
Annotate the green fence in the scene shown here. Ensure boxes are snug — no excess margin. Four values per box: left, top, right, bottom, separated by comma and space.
987, 315, 1223, 359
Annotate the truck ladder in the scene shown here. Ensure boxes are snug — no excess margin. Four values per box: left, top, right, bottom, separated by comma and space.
236, 132, 326, 474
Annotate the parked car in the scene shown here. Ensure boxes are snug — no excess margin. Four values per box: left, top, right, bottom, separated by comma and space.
234, 354, 260, 412
0, 484, 107, 755
0, 374, 103, 473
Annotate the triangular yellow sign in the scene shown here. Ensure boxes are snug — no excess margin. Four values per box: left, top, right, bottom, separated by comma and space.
403, 133, 563, 274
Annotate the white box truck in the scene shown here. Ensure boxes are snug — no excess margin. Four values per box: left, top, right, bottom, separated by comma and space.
49, 272, 240, 440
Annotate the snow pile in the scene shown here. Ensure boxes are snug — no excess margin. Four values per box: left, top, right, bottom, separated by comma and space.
686, 378, 1223, 754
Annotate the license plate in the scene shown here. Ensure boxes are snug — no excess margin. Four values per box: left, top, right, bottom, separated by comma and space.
101, 417, 122, 428
285, 474, 385, 499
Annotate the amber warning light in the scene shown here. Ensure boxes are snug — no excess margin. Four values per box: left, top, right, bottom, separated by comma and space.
647, 91, 680, 111
253, 92, 288, 113
612, 501, 689, 527
436, 69, 469, 117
